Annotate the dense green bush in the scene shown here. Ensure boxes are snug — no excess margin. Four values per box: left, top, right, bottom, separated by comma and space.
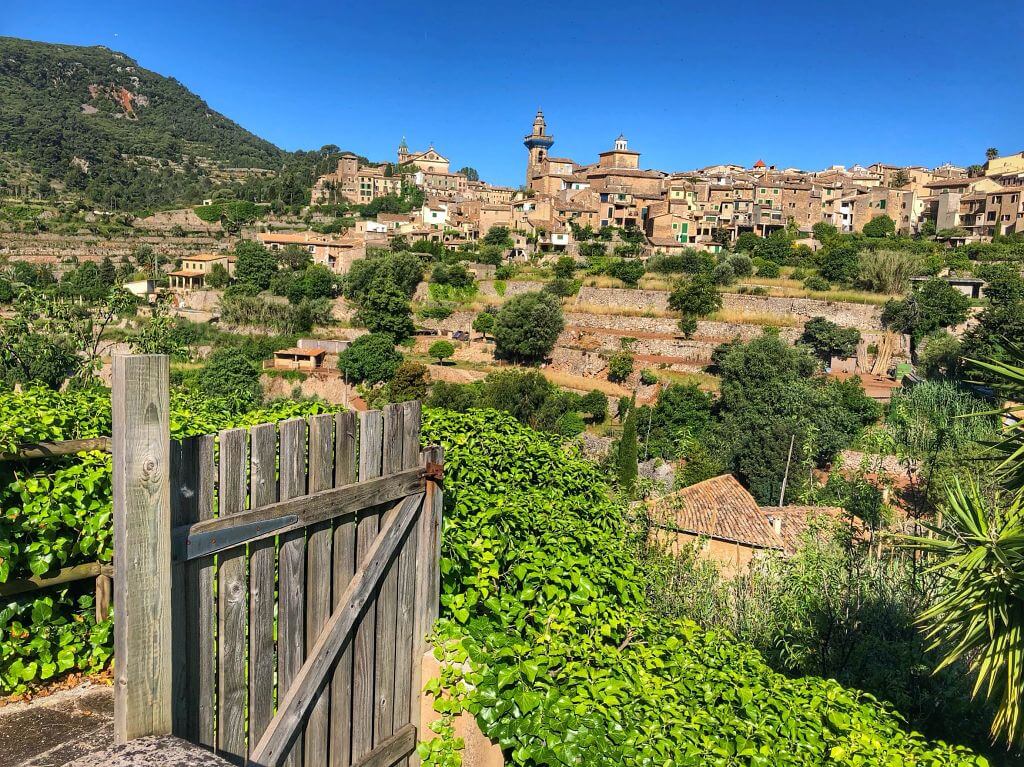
0, 387, 336, 694
337, 333, 404, 384
419, 410, 985, 766
493, 292, 564, 364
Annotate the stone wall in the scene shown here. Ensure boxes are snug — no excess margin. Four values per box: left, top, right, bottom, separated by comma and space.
0, 231, 227, 264
477, 280, 543, 298
573, 287, 883, 330
564, 312, 802, 343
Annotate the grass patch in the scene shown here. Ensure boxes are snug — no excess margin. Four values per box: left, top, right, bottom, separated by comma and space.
735, 280, 893, 305
651, 368, 721, 392
708, 308, 802, 327
569, 302, 677, 319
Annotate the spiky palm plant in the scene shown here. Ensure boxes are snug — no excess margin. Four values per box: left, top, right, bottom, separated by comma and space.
972, 349, 1024, 491
903, 481, 1024, 748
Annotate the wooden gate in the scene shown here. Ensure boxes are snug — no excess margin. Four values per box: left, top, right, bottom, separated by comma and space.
111, 355, 443, 767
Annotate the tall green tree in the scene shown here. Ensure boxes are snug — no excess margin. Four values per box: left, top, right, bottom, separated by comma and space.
493, 291, 564, 364
355, 273, 415, 339
618, 405, 639, 494
233, 240, 277, 291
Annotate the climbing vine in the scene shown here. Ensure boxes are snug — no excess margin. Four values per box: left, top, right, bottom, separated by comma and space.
419, 409, 987, 766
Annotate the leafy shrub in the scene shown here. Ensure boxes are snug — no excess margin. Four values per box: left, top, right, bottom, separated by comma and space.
804, 275, 831, 292
728, 254, 754, 278
429, 340, 456, 364
606, 351, 634, 382
753, 258, 781, 278
337, 333, 403, 384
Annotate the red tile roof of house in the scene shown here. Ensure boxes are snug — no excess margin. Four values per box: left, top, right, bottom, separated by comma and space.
759, 505, 855, 554
646, 474, 784, 549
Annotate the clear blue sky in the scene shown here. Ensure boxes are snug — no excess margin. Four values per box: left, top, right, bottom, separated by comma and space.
4, 0, 1022, 187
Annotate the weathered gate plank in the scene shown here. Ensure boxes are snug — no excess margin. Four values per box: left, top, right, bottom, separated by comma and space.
352, 410, 383, 763
373, 405, 404, 749
305, 414, 335, 767
193, 435, 218, 750
248, 492, 425, 767
392, 402, 421, 762
217, 428, 249, 763
330, 412, 358, 767
278, 418, 309, 767
353, 724, 416, 767
170, 438, 197, 740
112, 354, 172, 743
411, 443, 444, 763
249, 423, 279, 750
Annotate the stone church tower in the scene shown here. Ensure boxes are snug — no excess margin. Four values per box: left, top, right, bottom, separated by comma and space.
523, 109, 554, 187
397, 136, 410, 165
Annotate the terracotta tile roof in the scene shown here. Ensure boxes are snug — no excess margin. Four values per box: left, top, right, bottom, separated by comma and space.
258, 232, 347, 246
167, 269, 205, 277
646, 475, 784, 550
181, 253, 228, 262
760, 505, 855, 554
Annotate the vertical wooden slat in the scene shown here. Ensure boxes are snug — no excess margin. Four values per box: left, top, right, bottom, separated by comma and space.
170, 438, 198, 740
278, 418, 308, 767
249, 423, 278, 751
193, 435, 217, 751
392, 402, 421, 760
112, 354, 172, 743
305, 414, 335, 767
217, 428, 248, 763
351, 410, 383, 763
330, 411, 358, 767
373, 405, 404, 749
411, 443, 444, 766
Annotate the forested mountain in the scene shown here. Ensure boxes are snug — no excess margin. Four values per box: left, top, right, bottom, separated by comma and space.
0, 37, 290, 208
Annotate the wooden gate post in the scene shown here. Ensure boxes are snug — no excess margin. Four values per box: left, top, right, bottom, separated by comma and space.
112, 354, 173, 743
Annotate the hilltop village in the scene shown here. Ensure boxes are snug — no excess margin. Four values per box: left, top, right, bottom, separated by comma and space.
285, 110, 1023, 272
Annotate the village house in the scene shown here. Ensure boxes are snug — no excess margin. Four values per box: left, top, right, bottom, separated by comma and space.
167, 252, 234, 291
645, 474, 784, 573
257, 231, 363, 273
311, 153, 401, 205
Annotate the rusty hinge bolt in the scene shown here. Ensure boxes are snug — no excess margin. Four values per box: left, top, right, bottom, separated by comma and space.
425, 461, 444, 483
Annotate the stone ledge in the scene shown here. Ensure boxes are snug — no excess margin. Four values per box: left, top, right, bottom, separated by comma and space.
66, 736, 232, 767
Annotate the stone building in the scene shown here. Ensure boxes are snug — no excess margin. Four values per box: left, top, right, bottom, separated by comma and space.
311, 153, 401, 205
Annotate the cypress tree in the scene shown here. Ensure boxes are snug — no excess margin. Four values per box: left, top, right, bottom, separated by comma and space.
618, 405, 638, 494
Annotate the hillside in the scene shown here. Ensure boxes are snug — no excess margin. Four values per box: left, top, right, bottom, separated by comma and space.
0, 37, 287, 207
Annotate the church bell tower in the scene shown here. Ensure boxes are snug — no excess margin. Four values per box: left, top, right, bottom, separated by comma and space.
523, 109, 555, 187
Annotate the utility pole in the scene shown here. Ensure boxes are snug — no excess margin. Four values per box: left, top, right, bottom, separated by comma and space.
778, 434, 795, 508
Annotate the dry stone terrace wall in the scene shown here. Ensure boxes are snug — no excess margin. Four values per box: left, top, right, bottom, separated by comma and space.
0, 231, 227, 263
559, 328, 722, 363
573, 286, 883, 331
564, 312, 803, 342
477, 279, 544, 298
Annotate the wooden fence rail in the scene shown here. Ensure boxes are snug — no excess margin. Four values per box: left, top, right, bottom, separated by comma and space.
112, 354, 443, 767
